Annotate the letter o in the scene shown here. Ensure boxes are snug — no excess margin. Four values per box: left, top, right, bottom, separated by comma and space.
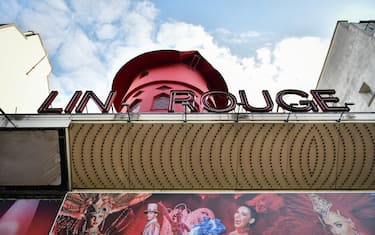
201, 91, 237, 112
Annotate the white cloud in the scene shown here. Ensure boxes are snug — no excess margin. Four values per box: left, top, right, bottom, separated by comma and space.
256, 47, 272, 64
225, 37, 329, 105
273, 37, 329, 88
122, 1, 158, 46
56, 28, 103, 71
96, 24, 117, 40
70, 0, 131, 24
157, 22, 216, 50
215, 28, 261, 44
17, 2, 71, 56
47, 0, 69, 12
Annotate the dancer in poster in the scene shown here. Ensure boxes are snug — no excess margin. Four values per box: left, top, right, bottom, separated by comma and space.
188, 211, 226, 235
228, 205, 257, 235
244, 193, 286, 230
50, 193, 151, 235
159, 202, 190, 235
158, 201, 226, 235
262, 193, 375, 235
142, 203, 160, 235
308, 193, 361, 235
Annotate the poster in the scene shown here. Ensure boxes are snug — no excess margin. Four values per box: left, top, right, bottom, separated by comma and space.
0, 199, 61, 235
49, 192, 375, 235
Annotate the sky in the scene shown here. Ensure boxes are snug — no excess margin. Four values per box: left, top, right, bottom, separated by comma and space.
1, 0, 375, 108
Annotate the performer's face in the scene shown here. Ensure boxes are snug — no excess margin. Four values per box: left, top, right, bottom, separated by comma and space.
323, 211, 358, 235
88, 213, 104, 228
255, 199, 267, 213
234, 206, 253, 229
146, 211, 157, 221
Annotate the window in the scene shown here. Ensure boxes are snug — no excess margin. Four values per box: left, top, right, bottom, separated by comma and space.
129, 99, 141, 112
152, 94, 170, 110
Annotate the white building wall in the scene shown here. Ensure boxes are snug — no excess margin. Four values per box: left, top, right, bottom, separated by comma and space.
0, 24, 51, 113
316, 21, 375, 112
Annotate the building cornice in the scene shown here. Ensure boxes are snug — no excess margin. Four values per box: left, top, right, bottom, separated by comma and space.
1, 112, 375, 128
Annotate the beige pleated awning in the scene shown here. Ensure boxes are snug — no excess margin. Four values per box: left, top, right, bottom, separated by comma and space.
68, 121, 375, 190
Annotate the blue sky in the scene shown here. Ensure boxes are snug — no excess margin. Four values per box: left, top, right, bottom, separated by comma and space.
154, 0, 375, 55
1, 0, 374, 108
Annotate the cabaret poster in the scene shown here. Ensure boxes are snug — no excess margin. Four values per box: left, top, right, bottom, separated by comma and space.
50, 192, 375, 235
0, 199, 61, 235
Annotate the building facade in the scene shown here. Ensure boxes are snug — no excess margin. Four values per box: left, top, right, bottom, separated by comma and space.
317, 20, 375, 112
0, 24, 51, 114
1, 25, 375, 234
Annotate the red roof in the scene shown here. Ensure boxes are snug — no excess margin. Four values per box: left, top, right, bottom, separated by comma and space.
111, 50, 228, 111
